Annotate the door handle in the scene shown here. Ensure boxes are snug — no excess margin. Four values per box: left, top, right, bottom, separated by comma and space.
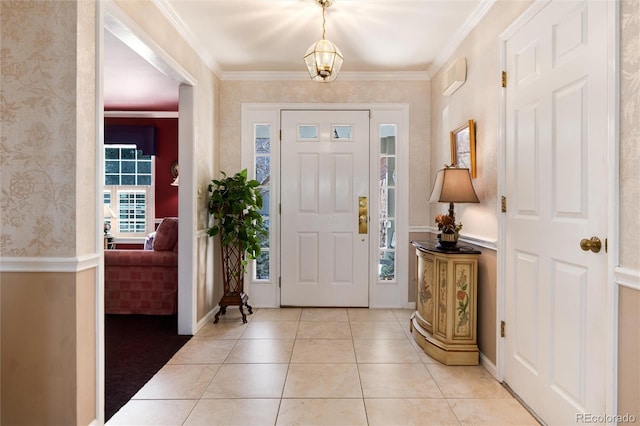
358, 196, 368, 234
579, 236, 601, 253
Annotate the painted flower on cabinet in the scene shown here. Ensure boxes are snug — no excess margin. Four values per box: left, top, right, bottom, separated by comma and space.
455, 267, 470, 336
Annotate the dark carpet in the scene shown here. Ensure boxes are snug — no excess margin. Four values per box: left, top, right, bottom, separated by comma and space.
105, 314, 191, 421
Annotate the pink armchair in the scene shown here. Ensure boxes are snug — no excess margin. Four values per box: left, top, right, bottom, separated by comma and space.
104, 217, 178, 315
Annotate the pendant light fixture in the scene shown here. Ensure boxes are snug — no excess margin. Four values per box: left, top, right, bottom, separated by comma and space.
304, 0, 343, 82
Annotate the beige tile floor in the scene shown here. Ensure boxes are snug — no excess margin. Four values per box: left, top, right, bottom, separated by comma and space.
107, 308, 539, 426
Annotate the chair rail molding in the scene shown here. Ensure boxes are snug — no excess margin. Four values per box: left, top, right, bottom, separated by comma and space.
0, 254, 101, 273
615, 266, 640, 291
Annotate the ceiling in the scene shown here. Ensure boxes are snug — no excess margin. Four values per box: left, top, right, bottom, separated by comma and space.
104, 0, 490, 110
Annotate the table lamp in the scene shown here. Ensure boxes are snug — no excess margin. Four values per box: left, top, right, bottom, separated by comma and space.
428, 166, 479, 248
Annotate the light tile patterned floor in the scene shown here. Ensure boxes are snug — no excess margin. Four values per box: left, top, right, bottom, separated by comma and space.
107, 308, 539, 426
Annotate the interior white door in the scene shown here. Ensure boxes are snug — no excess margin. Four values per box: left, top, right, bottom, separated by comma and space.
280, 110, 370, 306
503, 1, 608, 424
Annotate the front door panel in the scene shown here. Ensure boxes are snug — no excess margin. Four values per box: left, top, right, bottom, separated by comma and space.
280, 110, 370, 306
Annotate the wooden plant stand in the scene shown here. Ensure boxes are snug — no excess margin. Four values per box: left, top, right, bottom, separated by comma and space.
214, 242, 253, 323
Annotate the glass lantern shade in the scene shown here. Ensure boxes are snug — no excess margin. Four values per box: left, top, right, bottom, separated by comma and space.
304, 38, 344, 82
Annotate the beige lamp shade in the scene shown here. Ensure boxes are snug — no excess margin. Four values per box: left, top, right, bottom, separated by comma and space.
428, 167, 479, 204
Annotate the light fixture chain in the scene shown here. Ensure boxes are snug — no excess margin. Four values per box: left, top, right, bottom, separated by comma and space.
322, 4, 326, 39
304, 0, 343, 82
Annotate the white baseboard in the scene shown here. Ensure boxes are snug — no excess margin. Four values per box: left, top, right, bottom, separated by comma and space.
480, 352, 499, 380
195, 306, 218, 334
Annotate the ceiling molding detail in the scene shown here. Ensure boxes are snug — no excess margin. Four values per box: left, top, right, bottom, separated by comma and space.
221, 71, 430, 82
152, 0, 224, 78
427, 0, 497, 77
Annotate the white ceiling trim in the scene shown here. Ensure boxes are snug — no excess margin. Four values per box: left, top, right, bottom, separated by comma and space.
152, 0, 224, 78
222, 71, 429, 81
427, 0, 497, 77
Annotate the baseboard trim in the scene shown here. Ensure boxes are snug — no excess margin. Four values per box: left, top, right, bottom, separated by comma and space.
0, 254, 101, 273
480, 352, 498, 379
195, 306, 218, 334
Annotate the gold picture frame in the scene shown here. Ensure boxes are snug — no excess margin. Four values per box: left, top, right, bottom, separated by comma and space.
450, 119, 476, 178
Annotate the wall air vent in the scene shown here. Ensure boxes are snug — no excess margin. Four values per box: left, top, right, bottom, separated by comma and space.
442, 57, 467, 96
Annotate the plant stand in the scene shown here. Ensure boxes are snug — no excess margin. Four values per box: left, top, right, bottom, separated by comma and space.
213, 243, 253, 324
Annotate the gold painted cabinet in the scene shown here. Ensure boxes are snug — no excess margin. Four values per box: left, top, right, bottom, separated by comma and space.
410, 241, 480, 365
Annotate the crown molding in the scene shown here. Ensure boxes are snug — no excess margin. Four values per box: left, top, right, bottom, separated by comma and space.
427, 0, 497, 77
151, 0, 224, 78
221, 71, 429, 81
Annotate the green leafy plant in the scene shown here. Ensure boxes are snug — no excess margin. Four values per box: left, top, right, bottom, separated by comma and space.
207, 169, 267, 263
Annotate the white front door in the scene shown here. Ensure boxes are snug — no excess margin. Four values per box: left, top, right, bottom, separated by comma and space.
280, 110, 370, 306
503, 1, 609, 424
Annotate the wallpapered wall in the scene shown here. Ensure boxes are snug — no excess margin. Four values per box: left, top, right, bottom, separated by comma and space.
0, 0, 96, 257
620, 0, 640, 270
618, 0, 640, 419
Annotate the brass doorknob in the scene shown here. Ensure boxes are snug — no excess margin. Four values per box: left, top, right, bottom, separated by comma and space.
580, 236, 601, 253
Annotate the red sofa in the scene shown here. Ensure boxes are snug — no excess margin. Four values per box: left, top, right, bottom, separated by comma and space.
104, 217, 178, 315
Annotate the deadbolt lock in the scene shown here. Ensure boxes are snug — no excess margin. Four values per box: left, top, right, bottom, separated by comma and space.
580, 236, 601, 253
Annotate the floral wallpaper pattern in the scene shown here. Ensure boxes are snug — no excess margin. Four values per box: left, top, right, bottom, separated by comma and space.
620, 0, 640, 270
1, 1, 82, 257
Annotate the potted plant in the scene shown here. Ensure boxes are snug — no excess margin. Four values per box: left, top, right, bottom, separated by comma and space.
207, 169, 267, 323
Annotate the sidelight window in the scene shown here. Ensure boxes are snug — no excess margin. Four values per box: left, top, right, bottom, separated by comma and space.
254, 124, 271, 281
378, 125, 396, 280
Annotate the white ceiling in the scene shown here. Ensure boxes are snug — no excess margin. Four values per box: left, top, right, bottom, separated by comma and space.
104, 0, 492, 110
